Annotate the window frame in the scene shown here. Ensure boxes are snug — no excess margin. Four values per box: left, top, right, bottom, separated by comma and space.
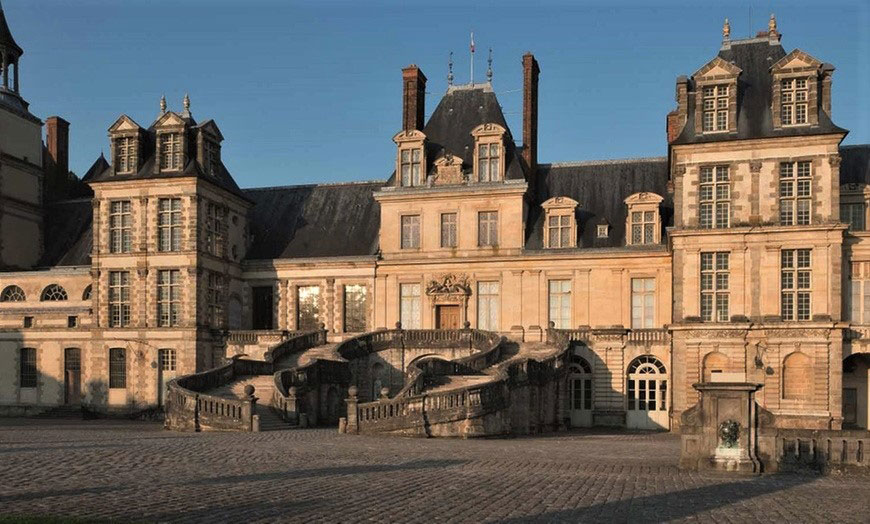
159, 132, 183, 171
207, 272, 226, 328
157, 269, 181, 327
399, 282, 422, 329
477, 210, 499, 247
700, 252, 730, 322
440, 212, 458, 249
631, 277, 656, 329
158, 198, 183, 252
109, 348, 127, 389
548, 279, 572, 329
19, 348, 37, 388
343, 284, 367, 333
702, 84, 730, 133
400, 214, 421, 250
781, 248, 812, 321
108, 271, 131, 328
296, 285, 321, 331
477, 281, 500, 331
699, 165, 730, 229
115, 136, 137, 174
108, 200, 132, 254
400, 147, 423, 187
779, 161, 813, 226
780, 77, 810, 126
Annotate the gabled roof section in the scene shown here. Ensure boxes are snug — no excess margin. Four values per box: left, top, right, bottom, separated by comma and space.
195, 119, 224, 141
673, 38, 847, 145
152, 110, 186, 128
80, 154, 110, 182
108, 114, 141, 133
243, 181, 384, 260
419, 84, 525, 181
528, 158, 670, 250
771, 48, 822, 72
692, 56, 742, 79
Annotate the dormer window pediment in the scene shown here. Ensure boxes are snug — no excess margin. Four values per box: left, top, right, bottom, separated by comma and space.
624, 192, 664, 245
393, 129, 427, 187
692, 57, 740, 135
541, 196, 579, 249
771, 49, 824, 129
153, 111, 188, 174
471, 123, 506, 183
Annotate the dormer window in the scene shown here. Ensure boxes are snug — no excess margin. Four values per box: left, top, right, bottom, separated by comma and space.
624, 192, 664, 246
160, 133, 182, 171
702, 85, 729, 132
115, 137, 137, 174
478, 144, 500, 182
597, 224, 609, 239
541, 197, 579, 249
203, 140, 220, 175
471, 123, 506, 183
781, 78, 809, 126
401, 148, 423, 187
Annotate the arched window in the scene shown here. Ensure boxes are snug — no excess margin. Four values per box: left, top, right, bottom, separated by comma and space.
702, 351, 729, 382
628, 354, 667, 375
82, 285, 92, 301
1, 285, 26, 302
569, 355, 593, 417
570, 354, 592, 375
783, 352, 813, 401
40, 284, 68, 301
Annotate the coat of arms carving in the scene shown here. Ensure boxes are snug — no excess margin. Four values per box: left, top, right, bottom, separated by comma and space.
425, 273, 471, 296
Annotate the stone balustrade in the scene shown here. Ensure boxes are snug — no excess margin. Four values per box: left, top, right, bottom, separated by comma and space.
765, 429, 870, 472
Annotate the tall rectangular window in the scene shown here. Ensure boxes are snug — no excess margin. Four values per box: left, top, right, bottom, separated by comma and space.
108, 271, 131, 327
400, 148, 422, 187
781, 78, 809, 126
841, 203, 866, 231
630, 211, 656, 244
781, 249, 811, 321
116, 137, 136, 174
203, 140, 220, 175
440, 213, 457, 248
548, 280, 571, 329
699, 165, 730, 229
159, 133, 182, 170
702, 84, 729, 132
207, 272, 226, 328
700, 252, 730, 322
400, 215, 420, 249
297, 285, 321, 331
631, 278, 655, 329
779, 161, 812, 226
204, 202, 226, 257
849, 278, 870, 324
109, 348, 126, 389
478, 143, 500, 182
19, 348, 36, 388
547, 214, 573, 248
477, 281, 500, 331
343, 284, 367, 333
109, 200, 132, 253
158, 198, 182, 252
400, 283, 421, 329
157, 269, 180, 327
478, 211, 498, 247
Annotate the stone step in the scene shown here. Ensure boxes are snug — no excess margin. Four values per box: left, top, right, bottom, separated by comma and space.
256, 405, 297, 431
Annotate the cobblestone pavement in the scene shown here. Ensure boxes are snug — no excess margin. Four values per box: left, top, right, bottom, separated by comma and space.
1, 419, 868, 523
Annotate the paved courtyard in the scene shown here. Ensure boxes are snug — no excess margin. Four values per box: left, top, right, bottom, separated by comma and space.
0, 419, 868, 523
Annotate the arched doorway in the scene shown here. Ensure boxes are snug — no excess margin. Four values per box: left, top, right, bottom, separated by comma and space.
843, 354, 870, 429
626, 355, 669, 430
568, 355, 593, 427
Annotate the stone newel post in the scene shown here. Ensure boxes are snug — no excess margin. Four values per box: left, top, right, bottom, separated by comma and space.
343, 386, 359, 434
679, 382, 763, 474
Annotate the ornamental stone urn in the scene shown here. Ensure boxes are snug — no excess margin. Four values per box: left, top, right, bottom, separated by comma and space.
679, 381, 763, 474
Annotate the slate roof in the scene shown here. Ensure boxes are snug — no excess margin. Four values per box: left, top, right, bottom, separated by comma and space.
0, 2, 22, 55
38, 199, 92, 267
243, 181, 383, 260
528, 157, 671, 249
387, 84, 526, 184
673, 38, 847, 145
840, 145, 870, 185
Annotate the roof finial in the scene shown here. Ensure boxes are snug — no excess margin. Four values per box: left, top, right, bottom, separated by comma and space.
486, 48, 493, 83
159, 94, 166, 114
722, 18, 730, 41
768, 13, 777, 36
447, 51, 454, 86
183, 93, 190, 111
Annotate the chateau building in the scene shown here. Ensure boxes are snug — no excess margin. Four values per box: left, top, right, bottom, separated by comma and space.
1, 7, 869, 431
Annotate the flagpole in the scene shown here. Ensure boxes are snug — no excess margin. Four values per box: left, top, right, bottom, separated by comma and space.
470, 32, 474, 85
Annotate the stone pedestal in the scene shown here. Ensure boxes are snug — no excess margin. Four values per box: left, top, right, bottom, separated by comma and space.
680, 382, 763, 474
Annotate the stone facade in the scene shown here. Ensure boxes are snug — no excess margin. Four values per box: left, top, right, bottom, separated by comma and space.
1, 10, 869, 432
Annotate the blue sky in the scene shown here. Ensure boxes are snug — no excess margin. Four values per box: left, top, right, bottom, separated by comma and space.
4, 0, 869, 188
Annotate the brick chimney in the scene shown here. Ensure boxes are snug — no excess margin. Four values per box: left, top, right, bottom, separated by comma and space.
522, 53, 540, 175
402, 65, 426, 131
45, 116, 70, 176
666, 76, 688, 143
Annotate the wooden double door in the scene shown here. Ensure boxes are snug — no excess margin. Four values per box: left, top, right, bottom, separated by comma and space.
436, 305, 461, 329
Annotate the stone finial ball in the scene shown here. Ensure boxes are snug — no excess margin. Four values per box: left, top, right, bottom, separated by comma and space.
288, 386, 298, 396
380, 387, 390, 398
244, 385, 255, 397
549, 320, 556, 328
395, 321, 402, 329
319, 322, 326, 330
464, 321, 471, 329
348, 386, 358, 397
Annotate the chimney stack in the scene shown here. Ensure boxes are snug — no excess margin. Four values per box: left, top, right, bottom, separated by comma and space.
45, 116, 70, 177
522, 53, 540, 175
667, 76, 689, 143
402, 65, 426, 131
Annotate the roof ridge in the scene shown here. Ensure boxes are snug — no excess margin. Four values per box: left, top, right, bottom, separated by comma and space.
542, 156, 667, 168
841, 144, 870, 149
243, 179, 386, 192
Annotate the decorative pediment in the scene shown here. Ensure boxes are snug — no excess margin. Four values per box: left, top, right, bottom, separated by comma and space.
692, 56, 742, 80
392, 129, 426, 144
624, 192, 664, 205
771, 49, 822, 73
196, 119, 224, 141
471, 122, 507, 139
108, 114, 141, 133
153, 111, 186, 129
432, 152, 464, 186
541, 196, 579, 211
425, 273, 471, 296
841, 182, 870, 196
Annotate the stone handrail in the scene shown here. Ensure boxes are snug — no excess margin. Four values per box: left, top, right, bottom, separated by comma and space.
165, 330, 328, 432
546, 326, 669, 346
226, 330, 288, 345
626, 328, 669, 345
770, 428, 870, 471
265, 329, 328, 363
